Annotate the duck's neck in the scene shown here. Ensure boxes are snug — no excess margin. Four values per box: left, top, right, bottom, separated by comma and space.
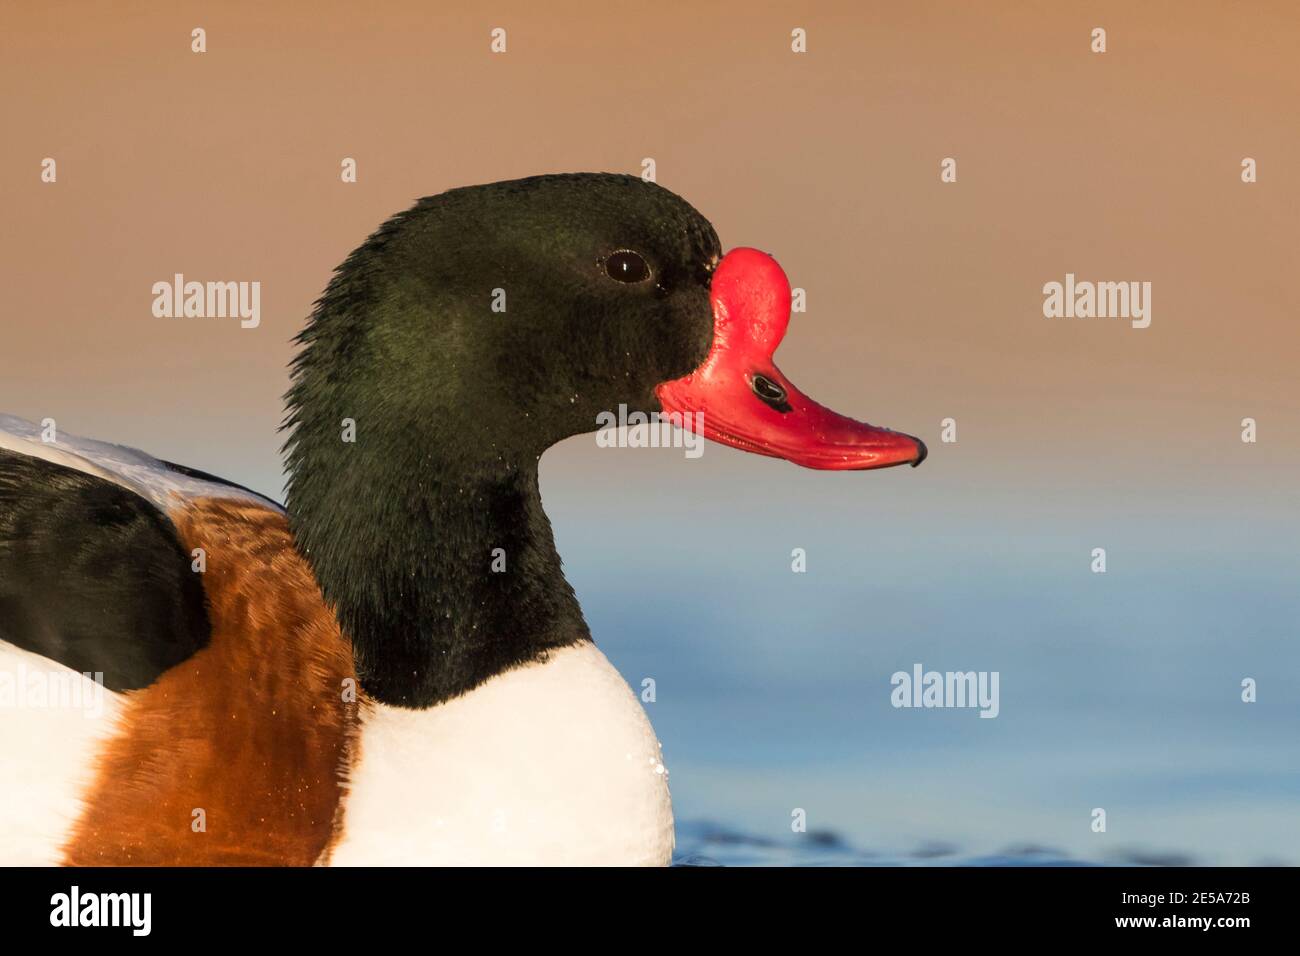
286, 441, 590, 709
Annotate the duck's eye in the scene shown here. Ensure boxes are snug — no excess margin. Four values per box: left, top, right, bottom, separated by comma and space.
604, 250, 651, 284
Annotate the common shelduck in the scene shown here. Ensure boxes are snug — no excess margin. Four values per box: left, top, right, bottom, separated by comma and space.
0, 173, 924, 866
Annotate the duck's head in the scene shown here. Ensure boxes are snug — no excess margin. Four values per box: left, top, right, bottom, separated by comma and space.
284, 173, 924, 707
286, 173, 925, 474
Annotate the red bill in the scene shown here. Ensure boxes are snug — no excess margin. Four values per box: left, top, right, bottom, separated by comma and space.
656, 247, 926, 470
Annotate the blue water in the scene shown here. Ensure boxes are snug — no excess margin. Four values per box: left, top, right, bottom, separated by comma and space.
544, 449, 1300, 867
672, 820, 1096, 866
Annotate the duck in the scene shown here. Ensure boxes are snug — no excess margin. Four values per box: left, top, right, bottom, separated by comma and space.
0, 173, 925, 866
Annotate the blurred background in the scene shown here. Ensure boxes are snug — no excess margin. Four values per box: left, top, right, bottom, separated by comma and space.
3, 1, 1297, 864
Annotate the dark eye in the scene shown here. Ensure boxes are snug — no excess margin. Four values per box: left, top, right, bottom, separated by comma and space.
603, 250, 650, 284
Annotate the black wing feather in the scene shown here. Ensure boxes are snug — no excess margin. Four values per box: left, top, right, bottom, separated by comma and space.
0, 448, 211, 691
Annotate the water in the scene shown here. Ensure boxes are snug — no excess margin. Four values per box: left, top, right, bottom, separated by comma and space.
672, 820, 1095, 866
545, 453, 1300, 868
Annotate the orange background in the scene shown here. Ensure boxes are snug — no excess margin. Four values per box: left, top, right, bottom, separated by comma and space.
3, 1, 1296, 502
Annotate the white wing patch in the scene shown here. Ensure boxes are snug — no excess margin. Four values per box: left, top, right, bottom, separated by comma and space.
0, 413, 276, 512
0, 641, 127, 865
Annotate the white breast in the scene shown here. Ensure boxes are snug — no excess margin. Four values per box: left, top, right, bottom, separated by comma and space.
328, 641, 674, 866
